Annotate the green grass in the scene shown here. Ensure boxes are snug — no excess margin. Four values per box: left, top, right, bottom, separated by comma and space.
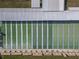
2, 55, 79, 59
0, 1, 31, 8
68, 0, 79, 7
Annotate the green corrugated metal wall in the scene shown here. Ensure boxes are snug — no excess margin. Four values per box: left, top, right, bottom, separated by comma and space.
1, 21, 79, 49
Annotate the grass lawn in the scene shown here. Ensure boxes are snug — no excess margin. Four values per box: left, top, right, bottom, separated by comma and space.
2, 56, 79, 59
68, 0, 79, 7
0, 1, 31, 8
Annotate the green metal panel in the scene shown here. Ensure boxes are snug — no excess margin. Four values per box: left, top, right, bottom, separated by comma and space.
1, 21, 79, 49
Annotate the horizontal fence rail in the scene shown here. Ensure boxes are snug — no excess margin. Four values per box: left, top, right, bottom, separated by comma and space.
1, 21, 79, 49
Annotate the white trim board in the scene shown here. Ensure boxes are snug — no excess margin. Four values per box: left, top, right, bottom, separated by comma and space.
68, 7, 79, 11
59, 0, 64, 11
1, 9, 79, 21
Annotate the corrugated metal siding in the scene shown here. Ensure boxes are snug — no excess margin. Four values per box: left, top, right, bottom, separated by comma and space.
2, 21, 79, 49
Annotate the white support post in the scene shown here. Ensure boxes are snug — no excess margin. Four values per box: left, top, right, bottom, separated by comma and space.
42, 0, 64, 11
31, 0, 40, 8
59, 0, 65, 11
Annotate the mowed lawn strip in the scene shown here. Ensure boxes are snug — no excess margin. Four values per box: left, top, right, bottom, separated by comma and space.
2, 55, 79, 59
0, 1, 31, 8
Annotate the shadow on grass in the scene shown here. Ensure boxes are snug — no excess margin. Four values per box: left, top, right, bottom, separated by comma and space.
2, 55, 79, 59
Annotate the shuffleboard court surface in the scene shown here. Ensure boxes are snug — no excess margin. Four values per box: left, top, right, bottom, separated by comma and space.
1, 21, 79, 49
